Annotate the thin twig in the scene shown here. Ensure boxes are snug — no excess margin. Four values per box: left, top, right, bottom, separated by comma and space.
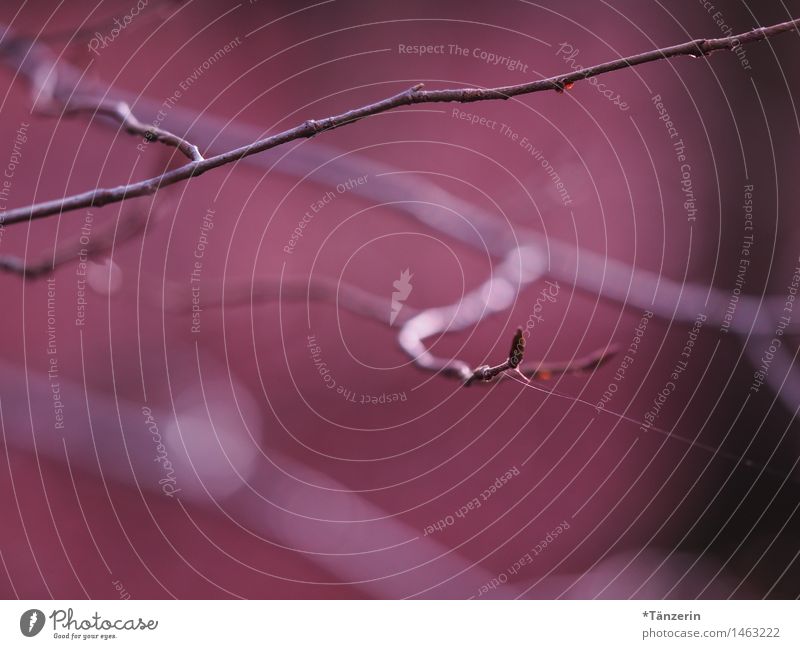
0, 26, 203, 163
1, 19, 794, 389
0, 23, 621, 388
0, 146, 176, 278
93, 98, 793, 336
464, 328, 618, 386
0, 207, 147, 277
0, 18, 798, 225
167, 270, 613, 386
394, 245, 618, 384
165, 275, 419, 325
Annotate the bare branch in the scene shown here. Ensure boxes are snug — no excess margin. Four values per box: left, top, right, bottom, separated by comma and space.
1, 18, 797, 226
167, 269, 615, 387
48, 98, 204, 162
31, 1, 182, 46
105, 101, 793, 336
391, 245, 618, 384
165, 275, 419, 326
464, 328, 618, 386
0, 22, 203, 166
0, 147, 177, 278
0, 207, 147, 278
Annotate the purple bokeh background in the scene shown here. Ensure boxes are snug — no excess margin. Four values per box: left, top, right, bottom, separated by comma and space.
1, 0, 799, 598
